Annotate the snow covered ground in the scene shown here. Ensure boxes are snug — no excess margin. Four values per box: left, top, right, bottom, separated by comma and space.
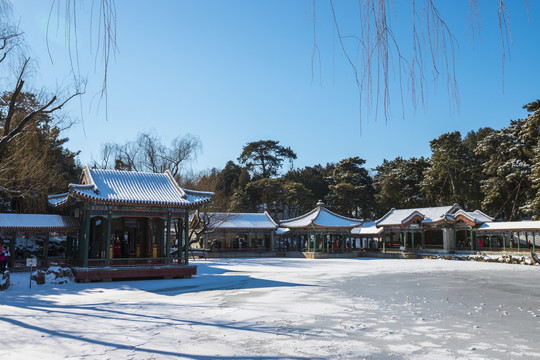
1, 258, 539, 360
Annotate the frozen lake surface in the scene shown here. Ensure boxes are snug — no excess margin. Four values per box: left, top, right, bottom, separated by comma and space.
1, 258, 539, 359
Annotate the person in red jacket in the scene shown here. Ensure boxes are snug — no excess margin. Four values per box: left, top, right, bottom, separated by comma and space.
113, 239, 122, 258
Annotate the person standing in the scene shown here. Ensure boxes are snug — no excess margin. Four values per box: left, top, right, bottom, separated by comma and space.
3, 246, 10, 270
0, 245, 6, 272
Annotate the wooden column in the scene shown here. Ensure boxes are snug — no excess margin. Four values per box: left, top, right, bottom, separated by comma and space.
166, 211, 171, 265
42, 233, 49, 267
9, 231, 16, 269
518, 231, 521, 252
421, 229, 425, 249
105, 209, 112, 266
503, 233, 506, 252
469, 226, 474, 250
184, 212, 189, 265
403, 231, 407, 251
488, 234, 492, 250
411, 231, 415, 250
82, 208, 91, 267
533, 231, 536, 252
383, 232, 386, 253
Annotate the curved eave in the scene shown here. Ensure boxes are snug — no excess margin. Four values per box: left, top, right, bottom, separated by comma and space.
280, 208, 319, 227
69, 191, 212, 208
212, 227, 278, 231
263, 211, 279, 227
401, 211, 425, 226
285, 222, 361, 230
425, 218, 456, 225
48, 193, 74, 208
312, 224, 361, 229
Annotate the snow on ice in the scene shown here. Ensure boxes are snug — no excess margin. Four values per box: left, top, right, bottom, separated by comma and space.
0, 258, 539, 359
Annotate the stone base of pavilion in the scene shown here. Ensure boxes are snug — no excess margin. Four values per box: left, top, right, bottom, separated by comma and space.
302, 251, 359, 259
201, 250, 366, 259
71, 265, 197, 283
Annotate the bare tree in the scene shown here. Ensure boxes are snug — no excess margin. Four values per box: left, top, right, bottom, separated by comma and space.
46, 0, 117, 110
312, 0, 520, 121
187, 211, 231, 249
95, 131, 201, 175
0, 7, 83, 205
0, 60, 82, 155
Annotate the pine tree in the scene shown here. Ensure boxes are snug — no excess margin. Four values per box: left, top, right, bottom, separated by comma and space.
326, 157, 374, 218
421, 131, 481, 208
373, 157, 429, 216
476, 102, 540, 219
0, 92, 80, 212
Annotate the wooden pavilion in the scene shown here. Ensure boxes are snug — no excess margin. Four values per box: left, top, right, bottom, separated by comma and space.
48, 165, 214, 281
477, 221, 540, 252
376, 205, 494, 252
279, 200, 363, 253
194, 212, 278, 252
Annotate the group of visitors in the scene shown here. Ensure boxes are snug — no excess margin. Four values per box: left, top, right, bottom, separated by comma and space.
0, 245, 11, 272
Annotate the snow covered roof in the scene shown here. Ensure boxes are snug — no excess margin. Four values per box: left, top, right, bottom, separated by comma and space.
206, 212, 278, 230
453, 209, 494, 224
0, 214, 79, 230
376, 204, 462, 227
351, 221, 384, 235
48, 165, 214, 208
477, 221, 540, 232
279, 201, 364, 229
275, 227, 290, 235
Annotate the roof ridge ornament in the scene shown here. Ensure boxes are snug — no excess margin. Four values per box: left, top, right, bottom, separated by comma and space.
316, 200, 325, 207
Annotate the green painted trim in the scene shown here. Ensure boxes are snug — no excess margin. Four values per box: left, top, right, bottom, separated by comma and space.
43, 233, 49, 265
83, 209, 91, 267
166, 212, 171, 265
184, 213, 189, 265
106, 209, 112, 266
9, 231, 16, 269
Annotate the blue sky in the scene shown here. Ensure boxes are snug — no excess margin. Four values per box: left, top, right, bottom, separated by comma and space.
9, 1, 540, 175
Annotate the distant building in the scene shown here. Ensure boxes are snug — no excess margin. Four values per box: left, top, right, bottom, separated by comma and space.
194, 212, 278, 251
278, 200, 364, 252
375, 204, 494, 251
